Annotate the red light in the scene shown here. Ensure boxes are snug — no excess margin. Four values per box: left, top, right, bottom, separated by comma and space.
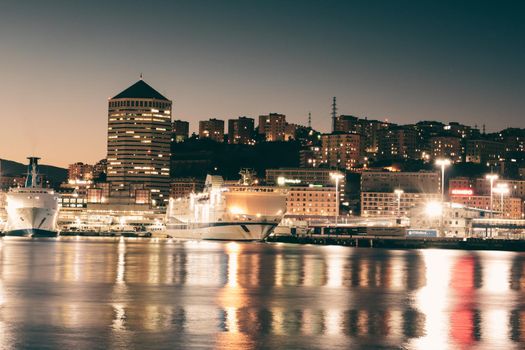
451, 188, 473, 196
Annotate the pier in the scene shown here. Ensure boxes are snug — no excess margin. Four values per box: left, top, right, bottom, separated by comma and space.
267, 233, 525, 252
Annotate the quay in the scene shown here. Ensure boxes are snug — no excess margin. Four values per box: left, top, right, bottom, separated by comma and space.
267, 233, 525, 252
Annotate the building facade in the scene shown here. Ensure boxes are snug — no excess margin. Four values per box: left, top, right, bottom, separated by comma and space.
106, 79, 172, 207
450, 195, 522, 219
429, 136, 462, 163
361, 171, 440, 194
378, 126, 420, 160
266, 167, 346, 206
361, 192, 441, 217
68, 162, 94, 182
199, 118, 224, 142
258, 113, 286, 141
172, 120, 189, 143
286, 186, 337, 217
228, 117, 254, 144
465, 139, 505, 166
321, 133, 361, 170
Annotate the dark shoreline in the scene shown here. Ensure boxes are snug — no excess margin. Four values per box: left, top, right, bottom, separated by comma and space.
266, 235, 525, 252
2, 232, 525, 252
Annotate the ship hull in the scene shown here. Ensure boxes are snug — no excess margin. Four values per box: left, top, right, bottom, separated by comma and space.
166, 222, 278, 241
4, 228, 57, 238
5, 206, 59, 237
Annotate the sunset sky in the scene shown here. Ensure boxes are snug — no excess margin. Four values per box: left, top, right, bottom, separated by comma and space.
1, 0, 524, 167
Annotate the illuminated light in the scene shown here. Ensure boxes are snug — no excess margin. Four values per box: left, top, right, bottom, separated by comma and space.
229, 206, 244, 215
450, 188, 474, 196
425, 201, 443, 217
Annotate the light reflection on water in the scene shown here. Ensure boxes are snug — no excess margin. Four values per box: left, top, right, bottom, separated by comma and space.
0, 238, 523, 349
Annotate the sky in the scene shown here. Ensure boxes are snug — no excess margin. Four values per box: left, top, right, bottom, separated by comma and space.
0, 0, 524, 167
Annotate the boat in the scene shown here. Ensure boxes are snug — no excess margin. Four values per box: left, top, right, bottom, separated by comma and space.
165, 171, 287, 241
4, 157, 59, 238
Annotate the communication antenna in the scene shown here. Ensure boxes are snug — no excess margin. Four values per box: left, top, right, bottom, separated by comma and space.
308, 112, 312, 128
331, 97, 337, 132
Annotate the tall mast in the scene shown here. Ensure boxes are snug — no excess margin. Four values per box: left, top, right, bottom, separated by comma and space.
331, 97, 337, 132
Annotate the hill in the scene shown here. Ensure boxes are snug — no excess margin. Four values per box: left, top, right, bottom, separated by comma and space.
0, 158, 67, 187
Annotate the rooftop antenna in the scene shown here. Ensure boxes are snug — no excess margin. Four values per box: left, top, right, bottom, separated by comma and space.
331, 97, 337, 132
308, 112, 312, 128
140, 72, 143, 80
482, 124, 486, 135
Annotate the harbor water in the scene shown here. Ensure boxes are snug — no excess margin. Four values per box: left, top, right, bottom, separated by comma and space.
0, 238, 524, 349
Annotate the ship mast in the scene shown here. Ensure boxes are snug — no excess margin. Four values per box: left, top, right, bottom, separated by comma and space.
26, 157, 41, 188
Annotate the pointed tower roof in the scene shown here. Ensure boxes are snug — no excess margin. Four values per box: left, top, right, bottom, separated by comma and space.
112, 80, 170, 101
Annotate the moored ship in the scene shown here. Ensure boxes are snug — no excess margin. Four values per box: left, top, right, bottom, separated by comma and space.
165, 171, 287, 241
4, 157, 59, 237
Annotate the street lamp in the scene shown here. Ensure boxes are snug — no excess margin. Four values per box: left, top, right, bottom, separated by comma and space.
485, 174, 499, 218
330, 172, 344, 226
435, 158, 451, 236
435, 158, 451, 203
493, 182, 509, 218
485, 173, 499, 237
394, 188, 404, 221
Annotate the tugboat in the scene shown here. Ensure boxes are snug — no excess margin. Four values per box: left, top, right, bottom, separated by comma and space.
4, 157, 59, 237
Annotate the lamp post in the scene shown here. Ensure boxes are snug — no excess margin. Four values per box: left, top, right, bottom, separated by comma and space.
493, 183, 509, 218
485, 174, 499, 217
394, 189, 404, 222
435, 159, 451, 236
485, 173, 499, 237
330, 172, 344, 226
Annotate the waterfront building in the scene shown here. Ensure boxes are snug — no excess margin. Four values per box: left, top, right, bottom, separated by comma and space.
320, 133, 361, 170
87, 182, 110, 203
361, 192, 441, 217
107, 79, 172, 207
266, 167, 346, 206
450, 194, 522, 219
361, 171, 440, 217
465, 139, 505, 166
228, 117, 254, 144
286, 186, 337, 217
199, 118, 224, 142
409, 203, 482, 237
361, 171, 440, 194
429, 136, 462, 163
258, 113, 286, 141
172, 120, 189, 143
266, 168, 345, 190
450, 177, 525, 200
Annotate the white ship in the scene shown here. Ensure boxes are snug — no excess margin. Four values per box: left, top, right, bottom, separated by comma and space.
165, 171, 287, 241
4, 157, 59, 237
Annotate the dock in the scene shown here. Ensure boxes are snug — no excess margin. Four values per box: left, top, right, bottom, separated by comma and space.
267, 234, 525, 252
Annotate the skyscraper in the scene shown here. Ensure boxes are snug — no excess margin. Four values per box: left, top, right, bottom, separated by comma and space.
106, 79, 172, 207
